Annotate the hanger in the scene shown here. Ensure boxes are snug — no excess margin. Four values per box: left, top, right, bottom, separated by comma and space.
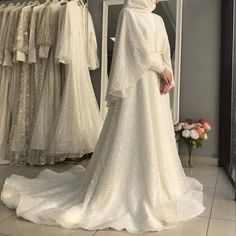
30, 1, 40, 7
60, 0, 68, 6
20, 2, 27, 7
77, 0, 85, 7
15, 3, 20, 7
7, 3, 15, 7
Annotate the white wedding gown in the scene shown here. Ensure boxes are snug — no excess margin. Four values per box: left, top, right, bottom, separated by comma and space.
49, 2, 102, 157
0, 0, 205, 233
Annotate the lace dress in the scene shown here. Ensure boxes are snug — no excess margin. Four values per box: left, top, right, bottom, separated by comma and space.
9, 5, 34, 165
0, 3, 19, 164
29, 2, 63, 165
26, 3, 50, 165
50, 2, 102, 157
0, 3, 3, 123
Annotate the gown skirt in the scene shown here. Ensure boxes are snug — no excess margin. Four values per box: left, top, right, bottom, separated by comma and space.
1, 69, 205, 233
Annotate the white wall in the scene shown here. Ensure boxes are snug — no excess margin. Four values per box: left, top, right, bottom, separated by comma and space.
179, 0, 221, 158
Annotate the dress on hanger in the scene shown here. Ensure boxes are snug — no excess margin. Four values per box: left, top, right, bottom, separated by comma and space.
0, 3, 7, 83
1, 0, 205, 233
50, 1, 102, 157
26, 2, 52, 165
0, 3, 19, 164
29, 1, 63, 165
28, 1, 51, 124
9, 4, 35, 165
7, 3, 26, 160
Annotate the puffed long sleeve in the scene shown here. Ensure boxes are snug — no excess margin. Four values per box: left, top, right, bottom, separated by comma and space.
14, 6, 32, 62
87, 11, 99, 70
160, 18, 175, 87
28, 7, 39, 63
55, 5, 71, 64
149, 52, 175, 87
149, 53, 164, 74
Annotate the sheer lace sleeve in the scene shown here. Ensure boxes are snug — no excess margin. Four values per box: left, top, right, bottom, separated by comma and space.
87, 11, 99, 70
38, 3, 61, 59
37, 6, 51, 58
2, 9, 15, 67
160, 17, 175, 87
14, 6, 32, 62
28, 6, 40, 63
149, 53, 164, 74
0, 6, 14, 64
55, 5, 71, 64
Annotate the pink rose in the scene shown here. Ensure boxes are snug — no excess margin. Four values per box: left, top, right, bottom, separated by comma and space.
199, 119, 208, 125
203, 123, 211, 132
196, 127, 205, 135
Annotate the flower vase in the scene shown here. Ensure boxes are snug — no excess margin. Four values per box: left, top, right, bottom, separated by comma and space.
186, 144, 194, 168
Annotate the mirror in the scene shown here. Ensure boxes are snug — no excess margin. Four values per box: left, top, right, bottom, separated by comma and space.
101, 0, 183, 123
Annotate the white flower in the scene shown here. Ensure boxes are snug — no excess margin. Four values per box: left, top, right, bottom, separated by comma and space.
190, 130, 200, 140
203, 133, 208, 140
182, 129, 190, 138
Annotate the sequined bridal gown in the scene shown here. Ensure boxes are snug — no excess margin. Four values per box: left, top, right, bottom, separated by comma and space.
1, 0, 205, 233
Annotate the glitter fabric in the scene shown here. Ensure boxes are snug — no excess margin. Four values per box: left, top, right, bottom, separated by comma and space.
1, 0, 205, 233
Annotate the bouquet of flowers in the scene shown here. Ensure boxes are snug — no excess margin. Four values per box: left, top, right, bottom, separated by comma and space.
174, 119, 212, 167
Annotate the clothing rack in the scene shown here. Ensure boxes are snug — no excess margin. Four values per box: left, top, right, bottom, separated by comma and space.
0, 0, 90, 70
0, 0, 99, 166
0, 0, 88, 5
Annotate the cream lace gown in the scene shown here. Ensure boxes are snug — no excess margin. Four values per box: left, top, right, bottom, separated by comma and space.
50, 2, 102, 156
1, 0, 205, 233
28, 2, 62, 165
0, 3, 20, 164
9, 4, 35, 165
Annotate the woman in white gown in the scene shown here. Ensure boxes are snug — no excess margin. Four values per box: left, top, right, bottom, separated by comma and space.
0, 0, 205, 233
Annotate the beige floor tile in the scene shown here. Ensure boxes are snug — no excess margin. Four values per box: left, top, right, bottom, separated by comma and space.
200, 187, 215, 218
207, 218, 236, 236
211, 188, 236, 221
94, 217, 209, 236
0, 216, 95, 236
0, 162, 81, 181
216, 168, 234, 190
0, 205, 15, 223
183, 166, 218, 188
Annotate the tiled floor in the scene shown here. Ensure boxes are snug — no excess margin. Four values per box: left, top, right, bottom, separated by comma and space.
0, 160, 235, 236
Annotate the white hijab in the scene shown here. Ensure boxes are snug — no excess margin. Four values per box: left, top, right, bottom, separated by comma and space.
124, 0, 157, 12
106, 0, 157, 104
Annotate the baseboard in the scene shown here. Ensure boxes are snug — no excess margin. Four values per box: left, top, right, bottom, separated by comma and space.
179, 155, 218, 167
